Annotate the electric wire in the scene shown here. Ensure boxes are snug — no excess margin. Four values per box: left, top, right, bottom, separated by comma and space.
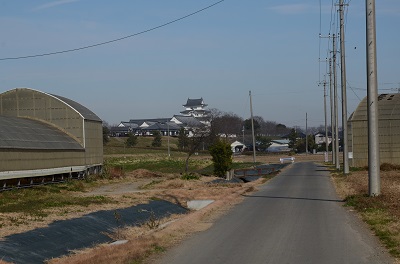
0, 0, 224, 61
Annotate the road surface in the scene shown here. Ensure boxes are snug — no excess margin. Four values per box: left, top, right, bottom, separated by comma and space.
154, 162, 394, 264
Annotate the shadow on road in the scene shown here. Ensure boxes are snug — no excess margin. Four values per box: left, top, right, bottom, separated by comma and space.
315, 169, 331, 172
242, 194, 344, 203
278, 174, 331, 178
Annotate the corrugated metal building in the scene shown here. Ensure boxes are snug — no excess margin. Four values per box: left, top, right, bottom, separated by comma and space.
349, 93, 400, 167
0, 88, 103, 181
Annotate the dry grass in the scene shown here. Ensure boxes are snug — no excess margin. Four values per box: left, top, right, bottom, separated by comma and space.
0, 163, 272, 264
1, 153, 315, 264
332, 168, 400, 260
46, 174, 263, 264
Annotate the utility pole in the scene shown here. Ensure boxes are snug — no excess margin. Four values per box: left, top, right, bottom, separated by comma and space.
242, 125, 245, 144
305, 112, 308, 155
329, 57, 335, 165
333, 34, 340, 170
339, 0, 349, 174
249, 91, 256, 163
167, 122, 170, 157
366, 0, 380, 196
323, 80, 329, 162
319, 34, 333, 164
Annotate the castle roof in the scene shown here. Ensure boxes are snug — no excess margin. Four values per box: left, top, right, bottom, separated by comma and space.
183, 98, 207, 108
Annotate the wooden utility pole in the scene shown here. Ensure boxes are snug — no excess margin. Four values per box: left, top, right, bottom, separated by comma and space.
366, 0, 380, 196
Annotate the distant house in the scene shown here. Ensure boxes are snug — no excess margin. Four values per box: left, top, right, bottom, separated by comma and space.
231, 141, 246, 153
110, 126, 132, 137
266, 139, 291, 153
314, 132, 332, 146
129, 118, 171, 128
142, 122, 181, 136
170, 115, 203, 128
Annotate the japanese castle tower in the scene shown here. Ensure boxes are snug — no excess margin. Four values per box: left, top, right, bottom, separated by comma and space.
180, 98, 210, 122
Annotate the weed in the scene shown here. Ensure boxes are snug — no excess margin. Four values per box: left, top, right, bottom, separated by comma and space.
139, 210, 160, 230
245, 186, 255, 193
344, 195, 358, 207
114, 210, 123, 239
140, 180, 163, 189
343, 192, 400, 258
349, 166, 367, 172
151, 244, 166, 253
380, 163, 400, 171
0, 188, 113, 216
181, 173, 200, 180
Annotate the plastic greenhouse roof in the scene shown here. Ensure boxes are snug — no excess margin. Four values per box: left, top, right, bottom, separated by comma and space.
51, 94, 102, 122
0, 116, 84, 150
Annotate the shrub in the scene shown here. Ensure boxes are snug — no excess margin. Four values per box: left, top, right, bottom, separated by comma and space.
152, 131, 162, 147
181, 173, 200, 180
126, 133, 138, 147
209, 140, 233, 177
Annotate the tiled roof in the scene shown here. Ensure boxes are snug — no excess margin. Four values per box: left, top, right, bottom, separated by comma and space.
172, 115, 203, 127
183, 98, 207, 107
145, 122, 181, 131
129, 118, 171, 125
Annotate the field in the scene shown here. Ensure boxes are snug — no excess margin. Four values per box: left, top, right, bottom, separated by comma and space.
0, 137, 290, 263
1, 136, 399, 263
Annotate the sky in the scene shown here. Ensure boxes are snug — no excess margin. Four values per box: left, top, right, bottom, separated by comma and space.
0, 0, 399, 128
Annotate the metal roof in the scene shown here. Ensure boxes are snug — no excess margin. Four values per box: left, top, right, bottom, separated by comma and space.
0, 116, 84, 150
50, 94, 102, 122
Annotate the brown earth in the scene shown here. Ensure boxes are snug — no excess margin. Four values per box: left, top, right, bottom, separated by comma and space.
0, 153, 327, 264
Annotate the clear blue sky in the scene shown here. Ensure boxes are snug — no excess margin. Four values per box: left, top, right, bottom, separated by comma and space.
1, 1, 399, 128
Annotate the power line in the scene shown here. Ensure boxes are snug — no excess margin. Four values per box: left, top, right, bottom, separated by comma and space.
0, 0, 224, 61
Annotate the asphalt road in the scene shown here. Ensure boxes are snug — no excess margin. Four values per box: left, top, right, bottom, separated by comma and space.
155, 162, 394, 264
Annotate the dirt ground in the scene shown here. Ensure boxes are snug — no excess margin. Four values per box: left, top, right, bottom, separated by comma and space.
0, 153, 328, 264
0, 153, 326, 236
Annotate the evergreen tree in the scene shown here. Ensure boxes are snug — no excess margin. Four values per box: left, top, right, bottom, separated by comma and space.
209, 140, 233, 177
178, 127, 188, 150
152, 131, 162, 147
102, 125, 110, 144
288, 128, 298, 152
126, 133, 138, 147
256, 135, 272, 151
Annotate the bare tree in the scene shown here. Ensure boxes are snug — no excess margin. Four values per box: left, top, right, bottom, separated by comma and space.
183, 125, 211, 173
211, 111, 243, 139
